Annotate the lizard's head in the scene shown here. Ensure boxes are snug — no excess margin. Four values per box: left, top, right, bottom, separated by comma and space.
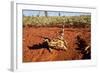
44, 38, 51, 42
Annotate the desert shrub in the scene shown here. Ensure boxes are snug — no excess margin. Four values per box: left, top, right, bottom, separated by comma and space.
23, 15, 91, 28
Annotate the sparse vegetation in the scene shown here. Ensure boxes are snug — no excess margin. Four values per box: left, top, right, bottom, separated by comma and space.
23, 15, 91, 28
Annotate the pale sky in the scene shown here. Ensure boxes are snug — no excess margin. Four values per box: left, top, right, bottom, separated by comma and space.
23, 10, 91, 16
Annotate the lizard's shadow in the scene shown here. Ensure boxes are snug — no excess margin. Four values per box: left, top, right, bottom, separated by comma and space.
28, 41, 51, 52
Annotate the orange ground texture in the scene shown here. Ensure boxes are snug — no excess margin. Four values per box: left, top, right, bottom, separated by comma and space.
23, 26, 91, 62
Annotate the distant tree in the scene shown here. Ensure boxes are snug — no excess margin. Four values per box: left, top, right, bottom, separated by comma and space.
58, 12, 61, 16
37, 11, 40, 17
44, 11, 48, 17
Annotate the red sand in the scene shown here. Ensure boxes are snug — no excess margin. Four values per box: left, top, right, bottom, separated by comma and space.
23, 26, 91, 62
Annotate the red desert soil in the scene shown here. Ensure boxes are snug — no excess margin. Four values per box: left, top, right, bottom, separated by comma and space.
23, 26, 91, 62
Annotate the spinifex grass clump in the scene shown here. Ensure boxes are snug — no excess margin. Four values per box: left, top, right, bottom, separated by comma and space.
23, 15, 91, 28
